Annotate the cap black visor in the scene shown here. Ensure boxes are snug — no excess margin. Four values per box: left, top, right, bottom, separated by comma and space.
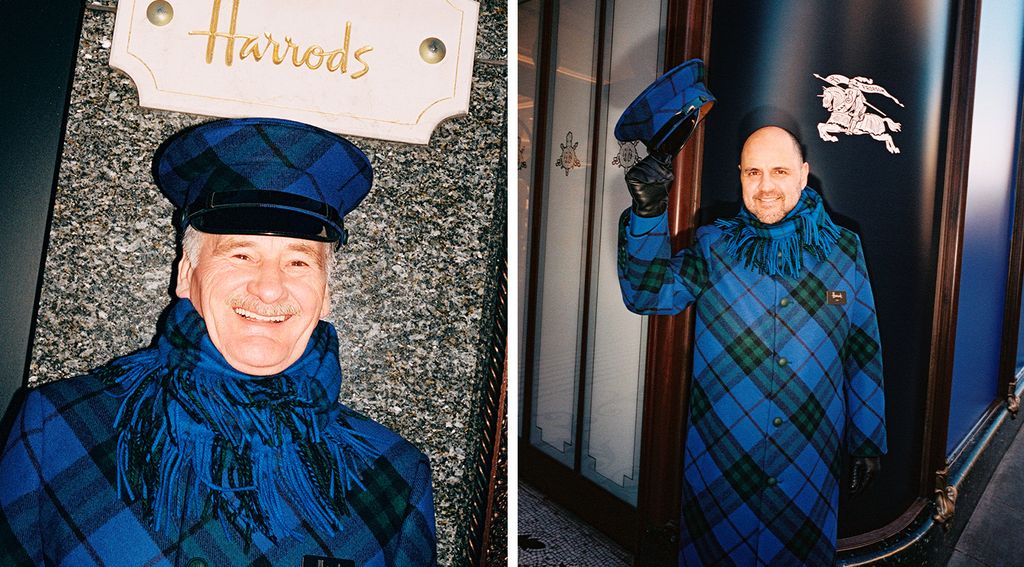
188, 206, 339, 242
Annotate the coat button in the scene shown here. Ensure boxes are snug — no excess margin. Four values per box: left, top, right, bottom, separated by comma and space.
779, 297, 790, 307
186, 559, 208, 567
778, 357, 788, 367
772, 417, 783, 426
767, 477, 777, 486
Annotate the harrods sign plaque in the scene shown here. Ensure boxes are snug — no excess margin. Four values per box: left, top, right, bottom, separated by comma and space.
110, 0, 479, 144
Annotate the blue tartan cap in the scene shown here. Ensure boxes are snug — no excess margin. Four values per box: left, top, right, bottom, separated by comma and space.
615, 58, 715, 155
154, 117, 372, 244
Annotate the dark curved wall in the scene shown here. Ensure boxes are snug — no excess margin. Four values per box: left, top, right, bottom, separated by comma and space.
0, 4, 82, 426
700, 0, 954, 537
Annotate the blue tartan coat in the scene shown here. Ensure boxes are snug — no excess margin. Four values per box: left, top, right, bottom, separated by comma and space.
0, 374, 437, 567
618, 210, 887, 566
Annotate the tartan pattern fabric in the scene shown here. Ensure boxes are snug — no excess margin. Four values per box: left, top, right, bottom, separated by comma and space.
103, 300, 382, 544
618, 205, 887, 566
158, 118, 372, 216
0, 370, 436, 567
614, 59, 713, 147
155, 118, 373, 241
714, 189, 841, 279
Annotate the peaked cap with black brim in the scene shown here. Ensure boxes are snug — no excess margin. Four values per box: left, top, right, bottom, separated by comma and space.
615, 58, 716, 157
154, 117, 372, 244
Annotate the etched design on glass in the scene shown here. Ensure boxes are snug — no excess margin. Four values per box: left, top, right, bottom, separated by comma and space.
814, 73, 905, 154
612, 140, 640, 170
555, 131, 582, 176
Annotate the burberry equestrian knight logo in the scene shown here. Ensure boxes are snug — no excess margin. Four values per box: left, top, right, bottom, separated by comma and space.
814, 73, 905, 154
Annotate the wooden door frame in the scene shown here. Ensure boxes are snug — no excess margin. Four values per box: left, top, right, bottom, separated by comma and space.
633, 0, 712, 562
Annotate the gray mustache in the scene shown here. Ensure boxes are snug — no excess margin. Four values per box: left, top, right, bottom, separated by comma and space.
229, 297, 300, 317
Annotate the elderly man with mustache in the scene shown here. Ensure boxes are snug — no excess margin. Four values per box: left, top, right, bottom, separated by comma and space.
0, 118, 436, 566
618, 126, 887, 566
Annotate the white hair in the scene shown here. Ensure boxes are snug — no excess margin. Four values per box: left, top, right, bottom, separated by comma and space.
181, 224, 337, 277
181, 224, 203, 266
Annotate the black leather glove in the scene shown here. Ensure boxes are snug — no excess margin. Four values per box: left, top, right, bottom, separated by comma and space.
849, 456, 881, 496
625, 151, 674, 217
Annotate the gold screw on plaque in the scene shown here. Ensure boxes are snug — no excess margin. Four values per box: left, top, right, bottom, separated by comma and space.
147, 0, 174, 26
419, 38, 446, 64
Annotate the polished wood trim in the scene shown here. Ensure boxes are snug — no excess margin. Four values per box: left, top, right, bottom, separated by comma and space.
919, 0, 982, 495
478, 348, 508, 565
521, 0, 558, 440
634, 0, 714, 551
520, 442, 639, 550
467, 254, 508, 565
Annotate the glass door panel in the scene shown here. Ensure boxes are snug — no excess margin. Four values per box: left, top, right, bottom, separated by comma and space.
529, 0, 600, 466
579, 0, 666, 505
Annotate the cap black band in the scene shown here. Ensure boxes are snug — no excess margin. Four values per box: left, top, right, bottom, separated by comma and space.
182, 189, 345, 243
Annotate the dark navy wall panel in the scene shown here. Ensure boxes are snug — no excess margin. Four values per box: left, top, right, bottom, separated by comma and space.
0, 3, 83, 423
701, 0, 954, 537
946, 0, 1024, 456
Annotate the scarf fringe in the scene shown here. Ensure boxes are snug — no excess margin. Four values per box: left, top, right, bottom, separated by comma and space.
715, 189, 840, 277
102, 304, 379, 543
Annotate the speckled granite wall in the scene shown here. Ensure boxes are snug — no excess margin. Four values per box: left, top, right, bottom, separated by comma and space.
28, 2, 507, 565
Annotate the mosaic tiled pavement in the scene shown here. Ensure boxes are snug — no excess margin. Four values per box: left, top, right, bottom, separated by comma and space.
518, 483, 632, 566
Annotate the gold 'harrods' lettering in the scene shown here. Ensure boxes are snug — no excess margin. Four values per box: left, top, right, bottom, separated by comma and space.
188, 0, 373, 79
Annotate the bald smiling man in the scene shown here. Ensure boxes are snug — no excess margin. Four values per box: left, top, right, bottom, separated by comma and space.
618, 126, 887, 566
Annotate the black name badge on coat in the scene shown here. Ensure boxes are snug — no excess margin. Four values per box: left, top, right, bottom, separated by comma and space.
827, 290, 847, 305
301, 556, 355, 567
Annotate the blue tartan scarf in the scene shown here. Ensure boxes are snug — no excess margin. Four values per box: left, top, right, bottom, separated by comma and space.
715, 188, 840, 277
97, 300, 378, 544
